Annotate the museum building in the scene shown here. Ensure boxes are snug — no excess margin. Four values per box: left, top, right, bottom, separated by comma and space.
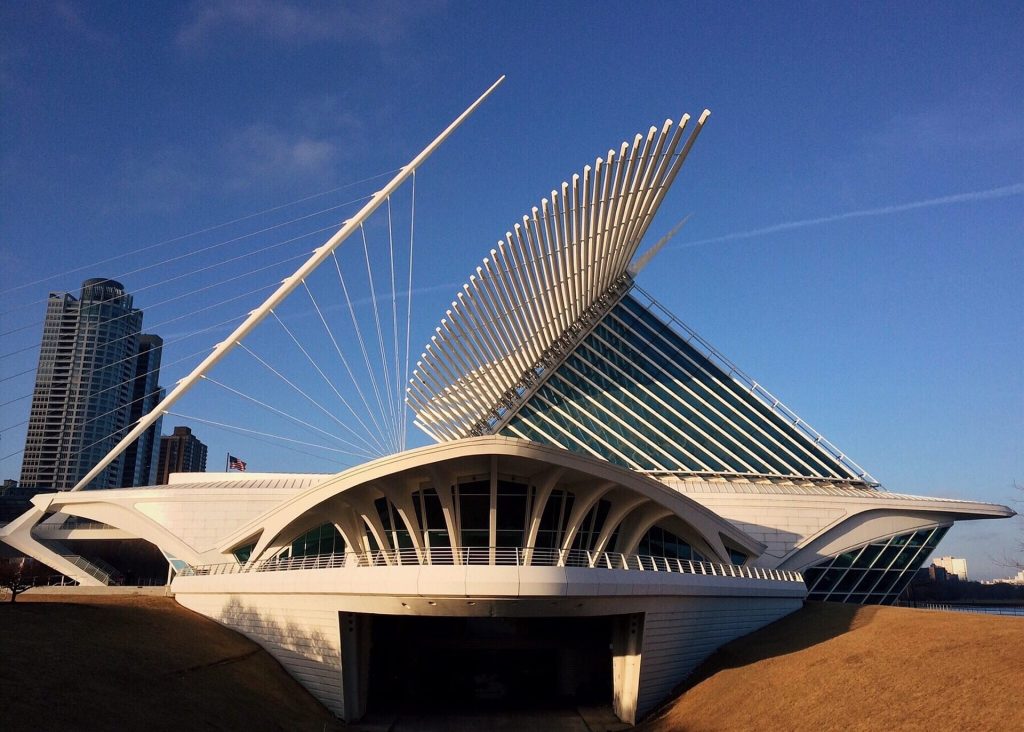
2, 106, 1012, 723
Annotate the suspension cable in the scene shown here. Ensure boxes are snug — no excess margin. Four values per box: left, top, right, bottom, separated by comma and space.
300, 280, 390, 446
268, 310, 386, 454
359, 222, 399, 450
200, 376, 378, 459
2, 168, 398, 299
166, 412, 356, 468
332, 250, 394, 448
236, 342, 381, 455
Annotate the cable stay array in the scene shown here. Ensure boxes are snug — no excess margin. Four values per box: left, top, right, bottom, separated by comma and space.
0, 77, 507, 489
1, 174, 425, 475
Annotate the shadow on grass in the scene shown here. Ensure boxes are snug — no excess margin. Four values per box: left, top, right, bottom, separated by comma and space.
0, 594, 347, 731
638, 602, 866, 728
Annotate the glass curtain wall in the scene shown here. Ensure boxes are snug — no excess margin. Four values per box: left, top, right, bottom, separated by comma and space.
271, 482, 710, 567
502, 294, 852, 480
801, 526, 949, 605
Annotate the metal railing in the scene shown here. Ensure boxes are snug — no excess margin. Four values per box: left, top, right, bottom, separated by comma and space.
58, 517, 116, 531
178, 546, 803, 583
59, 554, 119, 585
896, 601, 1024, 617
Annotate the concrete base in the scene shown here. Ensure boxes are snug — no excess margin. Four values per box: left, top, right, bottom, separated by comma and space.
173, 567, 803, 723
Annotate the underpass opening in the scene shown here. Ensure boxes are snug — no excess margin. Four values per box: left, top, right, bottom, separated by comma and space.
366, 614, 615, 714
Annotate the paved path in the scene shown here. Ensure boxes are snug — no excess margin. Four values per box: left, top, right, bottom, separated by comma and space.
356, 705, 630, 732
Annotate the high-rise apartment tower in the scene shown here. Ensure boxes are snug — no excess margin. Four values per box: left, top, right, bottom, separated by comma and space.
156, 426, 208, 485
20, 278, 163, 491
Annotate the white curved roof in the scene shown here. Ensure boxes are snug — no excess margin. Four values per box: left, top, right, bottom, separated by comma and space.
406, 112, 710, 441
224, 434, 763, 565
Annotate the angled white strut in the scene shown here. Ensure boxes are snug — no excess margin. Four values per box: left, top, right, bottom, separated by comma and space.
71, 76, 506, 491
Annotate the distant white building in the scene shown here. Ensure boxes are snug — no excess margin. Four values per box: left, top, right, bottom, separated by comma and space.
932, 556, 969, 580
982, 569, 1024, 585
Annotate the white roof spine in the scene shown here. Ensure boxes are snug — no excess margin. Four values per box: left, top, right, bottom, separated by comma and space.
407, 112, 710, 440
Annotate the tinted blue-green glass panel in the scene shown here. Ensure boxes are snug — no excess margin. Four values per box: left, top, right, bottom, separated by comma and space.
500, 293, 856, 480
233, 542, 255, 563
804, 526, 949, 605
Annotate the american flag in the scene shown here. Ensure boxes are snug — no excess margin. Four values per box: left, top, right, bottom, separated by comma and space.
228, 455, 247, 472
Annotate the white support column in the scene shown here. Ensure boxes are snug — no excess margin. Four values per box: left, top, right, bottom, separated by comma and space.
558, 480, 616, 559
427, 464, 461, 563
612, 612, 645, 725
522, 467, 565, 565
345, 494, 394, 563
377, 478, 425, 562
592, 494, 649, 556
614, 504, 674, 557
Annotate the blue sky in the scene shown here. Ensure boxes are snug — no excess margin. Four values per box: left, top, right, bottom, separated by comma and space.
1, 1, 1021, 577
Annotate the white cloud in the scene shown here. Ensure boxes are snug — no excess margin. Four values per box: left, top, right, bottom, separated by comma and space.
220, 97, 364, 191
176, 0, 445, 51
114, 93, 365, 203
225, 124, 340, 187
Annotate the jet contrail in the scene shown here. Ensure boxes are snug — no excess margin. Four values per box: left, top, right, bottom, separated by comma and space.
671, 182, 1024, 249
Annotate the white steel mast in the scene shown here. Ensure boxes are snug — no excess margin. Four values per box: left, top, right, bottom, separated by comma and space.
72, 76, 506, 492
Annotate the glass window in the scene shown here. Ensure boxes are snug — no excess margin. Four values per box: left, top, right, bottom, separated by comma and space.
375, 497, 393, 532
232, 542, 255, 563
290, 523, 345, 557
495, 479, 528, 548
872, 569, 905, 596
835, 568, 864, 594
458, 479, 490, 548
830, 549, 861, 569
638, 525, 698, 561
802, 566, 826, 590
416, 487, 447, 535
802, 526, 953, 604
727, 548, 748, 565
874, 541, 903, 569
854, 543, 884, 568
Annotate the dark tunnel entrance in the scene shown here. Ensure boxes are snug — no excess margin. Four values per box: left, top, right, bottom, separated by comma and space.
367, 615, 613, 713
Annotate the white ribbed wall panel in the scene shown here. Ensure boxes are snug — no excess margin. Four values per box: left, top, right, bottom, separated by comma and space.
175, 593, 345, 718
636, 596, 802, 718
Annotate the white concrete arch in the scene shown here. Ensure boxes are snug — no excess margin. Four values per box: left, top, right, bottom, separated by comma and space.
219, 436, 764, 566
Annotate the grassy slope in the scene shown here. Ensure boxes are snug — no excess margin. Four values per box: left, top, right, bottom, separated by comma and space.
0, 595, 343, 732
3, 597, 1022, 731
639, 603, 1024, 732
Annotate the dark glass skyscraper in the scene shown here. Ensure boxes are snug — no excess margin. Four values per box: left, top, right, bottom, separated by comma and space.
156, 426, 208, 485
120, 334, 164, 487
20, 278, 163, 491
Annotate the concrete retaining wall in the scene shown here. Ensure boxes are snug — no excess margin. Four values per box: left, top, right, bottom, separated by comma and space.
175, 593, 345, 717
637, 595, 802, 717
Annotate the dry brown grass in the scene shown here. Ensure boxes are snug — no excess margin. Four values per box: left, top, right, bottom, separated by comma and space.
638, 603, 1024, 732
0, 594, 344, 732
3, 597, 1022, 731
